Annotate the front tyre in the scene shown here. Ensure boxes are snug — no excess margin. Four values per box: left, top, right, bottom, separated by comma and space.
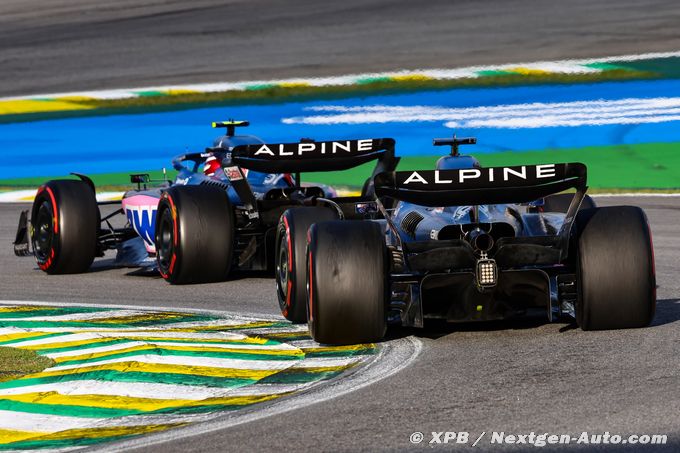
31, 180, 98, 274
307, 221, 387, 345
155, 185, 234, 284
275, 207, 338, 323
575, 206, 656, 330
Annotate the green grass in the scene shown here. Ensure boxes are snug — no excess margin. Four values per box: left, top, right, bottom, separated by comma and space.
2, 141, 679, 192
311, 141, 680, 190
0, 347, 54, 382
474, 142, 680, 189
0, 169, 176, 192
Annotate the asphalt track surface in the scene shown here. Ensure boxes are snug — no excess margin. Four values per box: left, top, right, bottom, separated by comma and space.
1, 196, 679, 451
2, 0, 680, 450
3, 0, 680, 97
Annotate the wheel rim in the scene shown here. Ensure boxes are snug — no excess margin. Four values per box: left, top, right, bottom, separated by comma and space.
33, 201, 54, 261
156, 209, 175, 274
276, 231, 290, 304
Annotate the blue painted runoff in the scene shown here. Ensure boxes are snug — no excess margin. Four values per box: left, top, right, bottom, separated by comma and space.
1, 78, 680, 179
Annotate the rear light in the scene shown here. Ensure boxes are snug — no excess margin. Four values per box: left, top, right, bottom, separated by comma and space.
476, 252, 498, 289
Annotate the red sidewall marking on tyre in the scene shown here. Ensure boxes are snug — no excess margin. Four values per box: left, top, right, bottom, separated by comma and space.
36, 185, 59, 271
283, 216, 293, 313
160, 194, 179, 279
44, 186, 59, 234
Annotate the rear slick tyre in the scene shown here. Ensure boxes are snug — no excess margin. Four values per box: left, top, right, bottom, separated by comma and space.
155, 185, 234, 284
575, 206, 656, 330
307, 221, 387, 345
275, 207, 338, 323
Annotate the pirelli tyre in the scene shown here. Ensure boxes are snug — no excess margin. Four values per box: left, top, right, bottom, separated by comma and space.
275, 207, 339, 323
155, 185, 234, 284
575, 206, 656, 330
306, 221, 387, 345
30, 180, 98, 274
543, 193, 595, 212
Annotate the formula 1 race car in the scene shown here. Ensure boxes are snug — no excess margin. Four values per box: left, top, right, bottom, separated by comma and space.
302, 137, 656, 344
13, 121, 399, 288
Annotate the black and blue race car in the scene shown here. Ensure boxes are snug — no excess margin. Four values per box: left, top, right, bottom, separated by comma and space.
295, 137, 656, 345
13, 121, 399, 291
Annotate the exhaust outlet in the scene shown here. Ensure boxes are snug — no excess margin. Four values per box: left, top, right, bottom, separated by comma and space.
469, 229, 494, 252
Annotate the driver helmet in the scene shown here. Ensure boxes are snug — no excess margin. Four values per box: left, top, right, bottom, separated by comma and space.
203, 155, 221, 177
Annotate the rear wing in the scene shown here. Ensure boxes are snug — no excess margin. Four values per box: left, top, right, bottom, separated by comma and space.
231, 138, 396, 173
374, 163, 587, 207
375, 162, 588, 261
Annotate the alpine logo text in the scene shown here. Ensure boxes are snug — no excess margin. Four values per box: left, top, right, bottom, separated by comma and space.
402, 164, 558, 185
253, 139, 375, 156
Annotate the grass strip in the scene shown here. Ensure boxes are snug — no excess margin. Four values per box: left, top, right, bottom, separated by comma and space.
0, 347, 54, 383
1, 142, 679, 192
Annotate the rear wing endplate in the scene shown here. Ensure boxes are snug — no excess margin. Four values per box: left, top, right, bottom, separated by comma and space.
231, 138, 396, 173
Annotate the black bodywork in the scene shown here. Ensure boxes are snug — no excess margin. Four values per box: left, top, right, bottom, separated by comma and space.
223, 137, 399, 271
371, 138, 588, 327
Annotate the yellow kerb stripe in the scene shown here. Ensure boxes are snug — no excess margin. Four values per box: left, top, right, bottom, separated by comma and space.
0, 100, 94, 115
508, 67, 551, 75
18, 335, 270, 351
301, 344, 374, 353
0, 429, 47, 444
163, 89, 200, 95
390, 74, 434, 82
0, 306, 57, 313
22, 361, 280, 380
0, 424, 183, 444
278, 82, 310, 88
0, 332, 57, 343
52, 344, 304, 363
0, 392, 281, 412
74, 313, 187, 324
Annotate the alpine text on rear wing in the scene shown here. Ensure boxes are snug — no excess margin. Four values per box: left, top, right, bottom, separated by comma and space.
374, 162, 587, 207
231, 138, 395, 173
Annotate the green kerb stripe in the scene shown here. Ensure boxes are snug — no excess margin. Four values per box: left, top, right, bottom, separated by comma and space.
356, 76, 391, 84
0, 332, 71, 346
583, 62, 628, 71
134, 91, 165, 97
0, 314, 216, 329
0, 399, 143, 418
0, 396, 284, 419
245, 84, 277, 90
476, 70, 514, 76
302, 348, 375, 358
0, 307, 112, 319
146, 402, 264, 416
30, 338, 132, 354
54, 348, 304, 367
0, 433, 149, 450
0, 370, 257, 390
31, 337, 283, 355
